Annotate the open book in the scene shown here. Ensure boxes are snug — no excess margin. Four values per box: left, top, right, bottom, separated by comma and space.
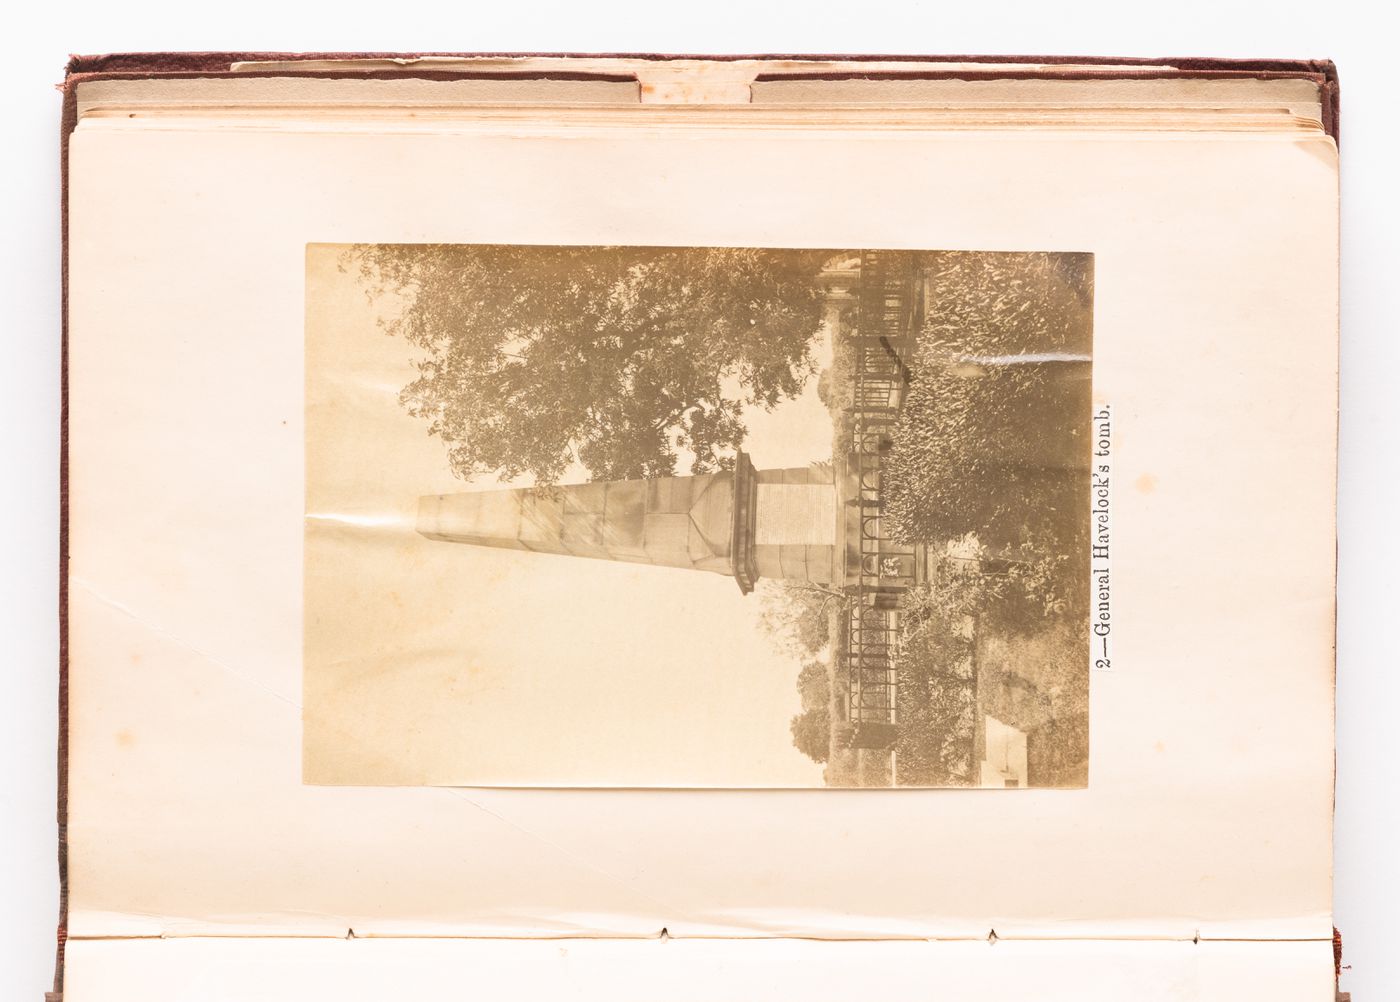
60, 53, 1339, 1000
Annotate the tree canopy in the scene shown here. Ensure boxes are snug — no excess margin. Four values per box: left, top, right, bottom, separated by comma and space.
892, 591, 978, 786
756, 579, 842, 661
789, 659, 833, 764
882, 251, 1094, 544
347, 244, 833, 485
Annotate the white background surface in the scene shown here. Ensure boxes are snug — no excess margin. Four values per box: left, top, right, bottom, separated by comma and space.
1, 2, 1393, 999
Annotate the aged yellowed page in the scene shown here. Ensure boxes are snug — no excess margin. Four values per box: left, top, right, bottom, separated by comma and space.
64, 90, 1335, 990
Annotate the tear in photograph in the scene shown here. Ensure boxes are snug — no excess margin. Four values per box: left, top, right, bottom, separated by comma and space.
304, 244, 1093, 788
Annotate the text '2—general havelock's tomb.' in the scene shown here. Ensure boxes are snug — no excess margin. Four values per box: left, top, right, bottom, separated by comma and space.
307, 245, 1094, 789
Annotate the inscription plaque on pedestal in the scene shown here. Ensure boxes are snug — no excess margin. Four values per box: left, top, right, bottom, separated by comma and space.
755, 483, 837, 545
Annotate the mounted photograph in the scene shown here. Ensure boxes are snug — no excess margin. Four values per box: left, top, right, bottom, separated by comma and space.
304, 243, 1094, 788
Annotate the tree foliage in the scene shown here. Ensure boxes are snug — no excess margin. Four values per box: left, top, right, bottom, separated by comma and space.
915, 250, 1093, 357
882, 251, 1094, 545
789, 659, 833, 764
756, 580, 842, 660
345, 244, 832, 484
904, 539, 1083, 636
760, 582, 849, 766
892, 595, 977, 786
790, 710, 830, 764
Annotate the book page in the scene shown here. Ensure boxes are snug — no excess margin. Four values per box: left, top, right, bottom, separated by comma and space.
66, 105, 1336, 942
63, 938, 1337, 1002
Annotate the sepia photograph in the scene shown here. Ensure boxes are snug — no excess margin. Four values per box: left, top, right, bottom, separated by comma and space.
304, 243, 1093, 788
